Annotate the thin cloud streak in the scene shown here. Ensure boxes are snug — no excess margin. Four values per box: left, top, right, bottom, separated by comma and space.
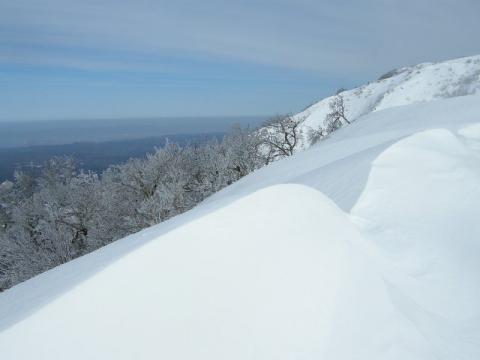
2, 0, 479, 76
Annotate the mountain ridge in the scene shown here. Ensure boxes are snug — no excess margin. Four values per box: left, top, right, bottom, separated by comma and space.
296, 54, 480, 144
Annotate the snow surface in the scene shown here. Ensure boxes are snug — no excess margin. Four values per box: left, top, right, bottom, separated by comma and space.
1, 56, 480, 359
296, 54, 480, 146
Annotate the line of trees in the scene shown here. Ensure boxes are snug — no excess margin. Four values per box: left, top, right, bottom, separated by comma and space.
0, 95, 353, 291
0, 117, 304, 290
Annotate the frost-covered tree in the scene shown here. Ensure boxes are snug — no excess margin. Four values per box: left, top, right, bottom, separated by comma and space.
0, 157, 105, 290
0, 181, 15, 232
308, 93, 351, 146
260, 115, 303, 163
307, 127, 327, 146
34, 158, 102, 256
325, 94, 350, 133
223, 125, 266, 179
100, 142, 196, 233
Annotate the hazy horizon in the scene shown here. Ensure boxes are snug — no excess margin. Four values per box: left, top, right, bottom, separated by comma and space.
0, 114, 270, 124
0, 115, 267, 148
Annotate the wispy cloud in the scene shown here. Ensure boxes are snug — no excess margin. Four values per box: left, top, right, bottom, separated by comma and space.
1, 0, 479, 120
2, 0, 479, 76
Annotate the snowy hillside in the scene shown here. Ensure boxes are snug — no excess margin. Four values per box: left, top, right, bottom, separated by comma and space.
1, 57, 480, 359
296, 55, 480, 141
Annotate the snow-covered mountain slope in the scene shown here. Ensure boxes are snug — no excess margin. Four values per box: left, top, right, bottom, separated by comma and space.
297, 55, 480, 138
215, 94, 480, 212
1, 60, 480, 358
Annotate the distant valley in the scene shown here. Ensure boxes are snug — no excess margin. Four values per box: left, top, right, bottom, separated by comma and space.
0, 116, 266, 181
0, 133, 225, 181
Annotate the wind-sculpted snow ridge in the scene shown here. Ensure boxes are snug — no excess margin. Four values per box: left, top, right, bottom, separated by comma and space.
1, 126, 479, 359
349, 125, 480, 359
296, 54, 480, 144
0, 94, 479, 359
0, 184, 375, 359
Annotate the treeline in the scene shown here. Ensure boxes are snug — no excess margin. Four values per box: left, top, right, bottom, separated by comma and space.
0, 95, 350, 290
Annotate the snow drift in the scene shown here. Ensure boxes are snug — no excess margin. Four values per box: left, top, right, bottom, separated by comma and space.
0, 185, 372, 359
1, 55, 480, 359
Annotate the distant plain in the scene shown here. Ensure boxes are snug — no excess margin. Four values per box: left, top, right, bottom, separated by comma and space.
0, 116, 265, 181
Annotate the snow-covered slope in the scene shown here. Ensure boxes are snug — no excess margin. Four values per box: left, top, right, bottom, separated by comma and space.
297, 55, 480, 139
1, 57, 480, 359
215, 94, 480, 212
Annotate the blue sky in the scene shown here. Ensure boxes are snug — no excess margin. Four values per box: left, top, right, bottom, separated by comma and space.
1, 0, 479, 121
